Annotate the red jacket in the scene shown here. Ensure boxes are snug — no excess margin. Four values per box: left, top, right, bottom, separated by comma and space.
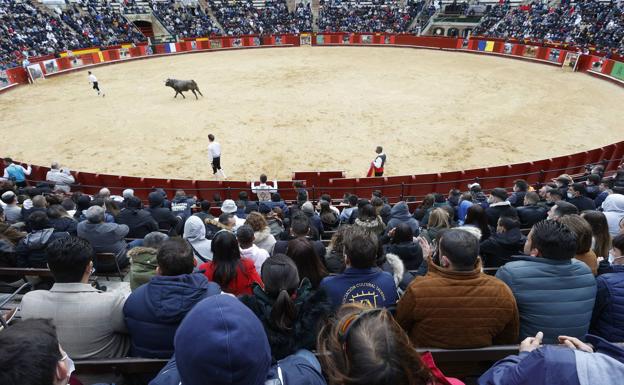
199, 258, 263, 296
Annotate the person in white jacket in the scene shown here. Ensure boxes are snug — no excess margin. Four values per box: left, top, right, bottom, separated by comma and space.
237, 225, 268, 275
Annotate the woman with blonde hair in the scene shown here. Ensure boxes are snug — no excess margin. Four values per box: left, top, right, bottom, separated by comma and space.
317, 303, 462, 385
421, 208, 450, 245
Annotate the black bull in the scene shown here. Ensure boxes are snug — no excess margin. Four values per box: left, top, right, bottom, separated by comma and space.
165, 78, 204, 99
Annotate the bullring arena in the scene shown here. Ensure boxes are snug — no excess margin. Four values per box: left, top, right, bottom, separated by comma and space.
2, 45, 623, 181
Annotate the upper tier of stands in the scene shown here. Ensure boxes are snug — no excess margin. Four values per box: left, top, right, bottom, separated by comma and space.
3, 0, 623, 68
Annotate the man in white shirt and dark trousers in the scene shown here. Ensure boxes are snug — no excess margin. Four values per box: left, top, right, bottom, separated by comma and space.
208, 134, 225, 179
251, 174, 277, 202
88, 71, 104, 97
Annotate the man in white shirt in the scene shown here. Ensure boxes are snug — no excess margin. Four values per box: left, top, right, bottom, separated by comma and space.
251, 174, 277, 202
46, 162, 75, 193
88, 71, 104, 96
207, 134, 225, 179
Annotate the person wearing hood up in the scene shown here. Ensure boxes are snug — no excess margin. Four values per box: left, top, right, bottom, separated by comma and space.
480, 216, 526, 268
147, 191, 179, 235
149, 294, 327, 385
182, 216, 212, 263
16, 211, 70, 268
385, 201, 419, 236
603, 194, 624, 237
124, 238, 221, 358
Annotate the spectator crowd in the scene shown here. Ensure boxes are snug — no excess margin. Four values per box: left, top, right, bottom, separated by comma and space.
3, 0, 624, 70
2, 157, 624, 384
474, 0, 624, 55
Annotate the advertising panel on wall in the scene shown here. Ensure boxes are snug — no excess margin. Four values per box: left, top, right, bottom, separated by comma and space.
611, 61, 624, 80
43, 59, 59, 74
316, 34, 324, 45
120, 47, 130, 58
547, 48, 561, 62
300, 33, 311, 45
524, 45, 538, 58
342, 34, 350, 44
252, 37, 260, 46
503, 42, 513, 54
233, 38, 242, 47
210, 39, 222, 48
26, 63, 44, 82
275, 35, 283, 45
362, 35, 372, 44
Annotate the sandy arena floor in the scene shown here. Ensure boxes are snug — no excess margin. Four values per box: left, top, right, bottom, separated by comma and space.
1, 46, 622, 181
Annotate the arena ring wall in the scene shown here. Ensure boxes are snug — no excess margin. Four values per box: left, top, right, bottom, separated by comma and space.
1, 33, 623, 203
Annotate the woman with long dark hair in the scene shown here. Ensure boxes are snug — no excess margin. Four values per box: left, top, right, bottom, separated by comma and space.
240, 254, 332, 361
199, 230, 262, 296
463, 204, 491, 241
317, 303, 461, 385
286, 237, 328, 289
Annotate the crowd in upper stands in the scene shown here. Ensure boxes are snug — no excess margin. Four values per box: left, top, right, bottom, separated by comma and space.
2, 156, 624, 384
3, 0, 624, 70
318, 0, 424, 33
149, 0, 222, 38
474, 0, 624, 55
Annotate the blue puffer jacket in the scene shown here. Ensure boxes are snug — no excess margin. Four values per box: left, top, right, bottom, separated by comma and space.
496, 256, 597, 343
123, 273, 221, 358
591, 265, 624, 342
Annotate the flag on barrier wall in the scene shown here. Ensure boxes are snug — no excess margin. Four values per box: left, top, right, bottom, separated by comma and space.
485, 41, 494, 52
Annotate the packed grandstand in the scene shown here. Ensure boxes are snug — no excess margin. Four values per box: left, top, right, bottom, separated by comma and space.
2, 0, 624, 385
2, 0, 624, 69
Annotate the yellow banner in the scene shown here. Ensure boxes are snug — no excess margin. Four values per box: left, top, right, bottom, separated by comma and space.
485, 41, 495, 52
60, 48, 101, 57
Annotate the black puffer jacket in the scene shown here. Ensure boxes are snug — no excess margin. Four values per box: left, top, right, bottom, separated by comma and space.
480, 228, 527, 268
385, 241, 424, 271
240, 278, 332, 362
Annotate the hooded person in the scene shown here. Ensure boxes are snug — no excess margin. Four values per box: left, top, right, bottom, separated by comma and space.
148, 294, 327, 385
16, 211, 70, 268
479, 216, 526, 268
603, 194, 624, 237
385, 201, 419, 236
182, 216, 212, 263
124, 238, 222, 358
